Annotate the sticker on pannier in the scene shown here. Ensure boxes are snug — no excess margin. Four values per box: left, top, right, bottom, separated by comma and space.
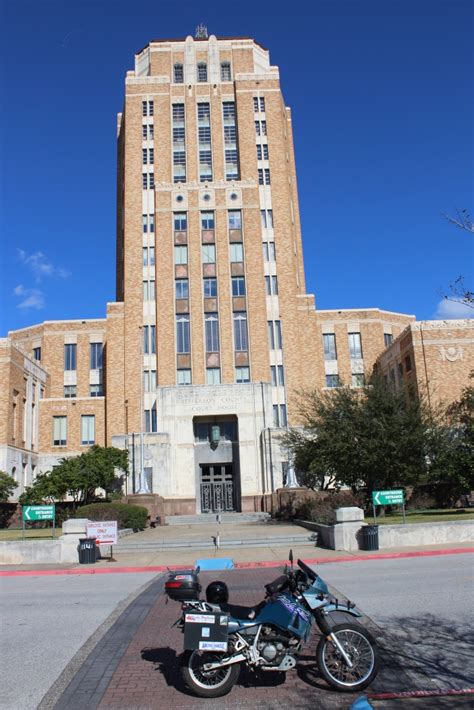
184, 612, 229, 651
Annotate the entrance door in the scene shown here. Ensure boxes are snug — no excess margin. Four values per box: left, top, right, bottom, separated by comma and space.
200, 465, 234, 513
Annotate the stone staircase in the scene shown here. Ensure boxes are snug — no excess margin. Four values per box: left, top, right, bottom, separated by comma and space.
164, 512, 271, 525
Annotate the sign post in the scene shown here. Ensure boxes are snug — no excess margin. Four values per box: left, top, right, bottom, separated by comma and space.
86, 521, 118, 561
371, 489, 406, 524
22, 505, 56, 539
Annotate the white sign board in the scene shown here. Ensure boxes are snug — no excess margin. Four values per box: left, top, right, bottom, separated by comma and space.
86, 520, 118, 546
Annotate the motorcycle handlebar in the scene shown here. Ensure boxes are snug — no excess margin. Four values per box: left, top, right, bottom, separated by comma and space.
296, 558, 317, 582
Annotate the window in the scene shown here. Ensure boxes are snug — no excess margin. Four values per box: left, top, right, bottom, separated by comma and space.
199, 150, 213, 181
174, 212, 187, 231
279, 404, 287, 427
148, 100, 154, 116
143, 325, 156, 355
265, 275, 278, 296
142, 173, 148, 189
176, 315, 190, 353
384, 333, 393, 348
177, 369, 191, 385
197, 63, 208, 82
174, 63, 184, 83
203, 278, 217, 298
172, 104, 186, 183
348, 332, 363, 359
201, 211, 214, 230
323, 333, 337, 361
175, 279, 189, 299
235, 366, 250, 383
197, 104, 213, 181
174, 245, 188, 264
173, 104, 185, 122
232, 276, 246, 296
273, 404, 279, 427
144, 370, 157, 392
260, 209, 273, 229
142, 148, 147, 165
148, 172, 155, 189
224, 125, 236, 146
258, 168, 271, 185
207, 368, 221, 385
271, 364, 285, 385
149, 148, 154, 164
405, 355, 412, 372
143, 280, 155, 301
223, 102, 239, 180
143, 124, 153, 140
142, 213, 154, 233
198, 126, 211, 145
81, 415, 95, 445
90, 384, 103, 397
228, 210, 242, 230
64, 344, 76, 371
142, 100, 153, 116
33, 347, 41, 362
220, 62, 231, 81
268, 321, 275, 349
64, 385, 76, 398
268, 320, 283, 349
202, 244, 216, 264
352, 373, 365, 388
89, 343, 103, 370
253, 97, 259, 112
325, 374, 340, 388
265, 168, 271, 184
255, 120, 267, 136
256, 144, 269, 161
263, 242, 276, 261
142, 124, 147, 139
143, 246, 155, 266
260, 97, 265, 112
53, 416, 67, 446
205, 313, 220, 352
144, 404, 157, 432
230, 243, 243, 262
233, 313, 248, 351
223, 102, 236, 121
173, 126, 185, 146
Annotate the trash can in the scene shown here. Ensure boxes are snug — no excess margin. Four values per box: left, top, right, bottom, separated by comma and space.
78, 537, 97, 564
362, 525, 379, 551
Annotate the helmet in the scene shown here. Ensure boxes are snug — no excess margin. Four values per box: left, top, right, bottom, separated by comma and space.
206, 580, 229, 604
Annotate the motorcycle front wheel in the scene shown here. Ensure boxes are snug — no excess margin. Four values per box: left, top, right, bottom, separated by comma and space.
181, 650, 240, 698
316, 623, 378, 692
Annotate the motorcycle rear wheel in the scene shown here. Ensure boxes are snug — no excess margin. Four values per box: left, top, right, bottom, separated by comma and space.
316, 623, 378, 692
181, 650, 240, 698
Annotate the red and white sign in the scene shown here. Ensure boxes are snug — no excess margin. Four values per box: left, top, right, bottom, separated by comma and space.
86, 520, 118, 546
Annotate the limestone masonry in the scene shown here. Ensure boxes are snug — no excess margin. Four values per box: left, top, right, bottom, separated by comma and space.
2, 33, 472, 512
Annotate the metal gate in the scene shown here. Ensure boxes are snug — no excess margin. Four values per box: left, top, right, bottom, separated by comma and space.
200, 465, 234, 513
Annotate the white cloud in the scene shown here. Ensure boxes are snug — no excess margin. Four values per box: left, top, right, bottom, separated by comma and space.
435, 298, 474, 320
13, 284, 45, 310
17, 249, 70, 281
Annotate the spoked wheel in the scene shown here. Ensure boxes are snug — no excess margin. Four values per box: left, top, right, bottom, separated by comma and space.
316, 623, 379, 692
181, 650, 240, 698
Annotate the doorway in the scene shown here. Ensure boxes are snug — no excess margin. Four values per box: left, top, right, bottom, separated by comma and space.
200, 464, 235, 513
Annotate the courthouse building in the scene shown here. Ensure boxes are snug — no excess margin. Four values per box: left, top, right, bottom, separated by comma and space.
2, 32, 472, 512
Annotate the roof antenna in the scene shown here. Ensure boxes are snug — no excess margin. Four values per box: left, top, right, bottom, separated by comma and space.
195, 23, 208, 39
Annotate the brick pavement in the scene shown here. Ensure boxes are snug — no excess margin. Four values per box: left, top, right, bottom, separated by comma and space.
49, 567, 434, 710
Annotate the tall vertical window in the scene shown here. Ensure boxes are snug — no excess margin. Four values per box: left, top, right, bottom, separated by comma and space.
53, 416, 67, 446
258, 168, 271, 185
273, 405, 279, 427
177, 369, 191, 385
201, 211, 214, 230
174, 212, 187, 231
255, 120, 266, 136
272, 365, 285, 386
232, 276, 246, 296
205, 314, 220, 352
323, 334, 337, 361
222, 102, 240, 180
203, 278, 217, 298
256, 144, 269, 161
90, 343, 103, 370
202, 244, 216, 264
144, 403, 157, 432
228, 210, 242, 230
142, 213, 154, 233
173, 63, 184, 83
260, 209, 273, 228
220, 62, 231, 81
172, 104, 186, 183
207, 368, 221, 385
265, 275, 278, 296
253, 96, 265, 112
229, 243, 243, 263
81, 415, 95, 445
144, 370, 157, 392
174, 245, 188, 264
176, 315, 190, 353
143, 325, 156, 355
33, 347, 41, 362
143, 246, 155, 266
235, 367, 250, 383
348, 332, 363, 359
143, 280, 156, 301
384, 333, 393, 348
263, 242, 276, 262
197, 63, 208, 82
64, 344, 76, 371
175, 279, 189, 299
142, 100, 153, 116
197, 103, 212, 181
233, 313, 248, 351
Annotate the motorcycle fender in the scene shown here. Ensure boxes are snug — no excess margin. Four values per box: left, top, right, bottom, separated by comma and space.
324, 604, 362, 618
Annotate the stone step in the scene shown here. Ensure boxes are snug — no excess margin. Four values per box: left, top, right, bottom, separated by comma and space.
164, 512, 271, 525
114, 534, 314, 551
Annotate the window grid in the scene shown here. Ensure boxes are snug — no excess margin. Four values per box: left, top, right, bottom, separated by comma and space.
348, 332, 363, 359
232, 276, 246, 297
176, 315, 190, 354
223, 102, 240, 180
198, 103, 213, 181
172, 104, 186, 183
203, 278, 217, 298
197, 63, 208, 82
177, 369, 192, 385
220, 62, 231, 81
64, 385, 76, 398
90, 343, 103, 370
207, 368, 221, 385
175, 279, 189, 299
142, 213, 155, 233
323, 333, 337, 361
235, 366, 250, 383
205, 314, 220, 353
64, 344, 76, 371
233, 313, 248, 352
53, 416, 67, 446
326, 374, 340, 388
81, 415, 95, 445
174, 63, 184, 83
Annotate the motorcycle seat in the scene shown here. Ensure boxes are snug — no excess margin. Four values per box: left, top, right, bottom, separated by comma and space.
221, 601, 266, 621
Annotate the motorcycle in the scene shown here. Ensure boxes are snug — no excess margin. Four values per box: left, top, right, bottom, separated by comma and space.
165, 551, 378, 698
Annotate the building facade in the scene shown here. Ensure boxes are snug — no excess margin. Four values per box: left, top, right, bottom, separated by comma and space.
2, 32, 472, 510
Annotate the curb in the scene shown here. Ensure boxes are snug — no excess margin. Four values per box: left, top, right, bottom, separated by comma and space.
0, 546, 472, 577
369, 687, 474, 700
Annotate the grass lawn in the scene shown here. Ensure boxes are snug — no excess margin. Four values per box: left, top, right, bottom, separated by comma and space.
373, 508, 474, 525
0, 528, 62, 541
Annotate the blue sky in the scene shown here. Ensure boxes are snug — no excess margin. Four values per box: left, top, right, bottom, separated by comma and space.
0, 0, 472, 335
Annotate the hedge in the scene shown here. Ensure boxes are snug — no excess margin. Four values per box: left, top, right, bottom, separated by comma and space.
75, 502, 148, 531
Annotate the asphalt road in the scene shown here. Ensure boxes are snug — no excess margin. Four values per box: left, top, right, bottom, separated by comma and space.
313, 553, 474, 692
0, 572, 156, 710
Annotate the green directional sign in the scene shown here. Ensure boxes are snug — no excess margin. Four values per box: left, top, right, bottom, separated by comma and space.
22, 505, 55, 521
372, 489, 404, 506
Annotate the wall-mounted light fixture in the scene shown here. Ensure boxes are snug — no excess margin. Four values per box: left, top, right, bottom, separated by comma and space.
210, 424, 220, 450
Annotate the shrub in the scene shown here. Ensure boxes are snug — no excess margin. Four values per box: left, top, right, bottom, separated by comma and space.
295, 490, 364, 524
75, 502, 148, 531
